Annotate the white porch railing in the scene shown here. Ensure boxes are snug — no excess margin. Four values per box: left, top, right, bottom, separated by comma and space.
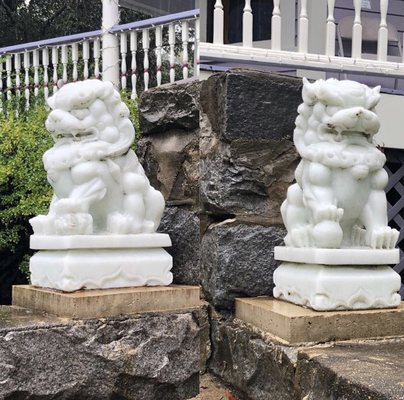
3, 1, 404, 112
201, 0, 404, 80
0, 9, 199, 112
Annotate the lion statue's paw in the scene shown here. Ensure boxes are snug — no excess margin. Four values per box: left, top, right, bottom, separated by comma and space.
288, 226, 314, 247
107, 213, 142, 234
30, 215, 57, 235
313, 205, 344, 223
367, 227, 399, 249
351, 225, 367, 247
54, 213, 93, 235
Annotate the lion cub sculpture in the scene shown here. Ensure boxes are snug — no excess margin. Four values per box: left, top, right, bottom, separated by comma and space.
30, 80, 165, 236
281, 78, 398, 249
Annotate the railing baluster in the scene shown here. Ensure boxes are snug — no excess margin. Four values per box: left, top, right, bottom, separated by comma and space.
14, 54, 21, 107
213, 0, 224, 44
271, 0, 282, 51
120, 32, 128, 90
182, 20, 189, 79
72, 43, 78, 82
243, 0, 253, 47
14, 54, 21, 98
24, 52, 30, 110
130, 30, 138, 99
42, 48, 49, 102
6, 55, 12, 101
142, 28, 150, 91
352, 0, 362, 58
326, 0, 336, 56
169, 23, 176, 83
83, 41, 90, 79
195, 18, 200, 77
61, 45, 68, 83
33, 50, 39, 97
402, 33, 404, 63
298, 0, 309, 53
378, 0, 389, 61
155, 26, 162, 86
52, 47, 59, 94
94, 38, 100, 79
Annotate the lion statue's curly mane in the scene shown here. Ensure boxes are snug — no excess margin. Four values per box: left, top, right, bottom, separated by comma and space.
281, 78, 398, 249
30, 80, 165, 235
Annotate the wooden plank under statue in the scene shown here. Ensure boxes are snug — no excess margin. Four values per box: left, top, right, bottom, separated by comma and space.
13, 79, 199, 317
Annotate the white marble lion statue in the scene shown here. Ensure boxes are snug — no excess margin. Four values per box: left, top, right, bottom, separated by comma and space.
281, 78, 399, 249
30, 80, 165, 235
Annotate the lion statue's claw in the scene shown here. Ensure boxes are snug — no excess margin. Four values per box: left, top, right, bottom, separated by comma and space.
367, 227, 399, 249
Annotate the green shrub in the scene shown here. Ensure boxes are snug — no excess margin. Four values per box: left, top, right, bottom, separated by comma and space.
0, 91, 140, 279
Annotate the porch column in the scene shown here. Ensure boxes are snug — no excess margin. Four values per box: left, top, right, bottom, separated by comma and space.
102, 0, 120, 87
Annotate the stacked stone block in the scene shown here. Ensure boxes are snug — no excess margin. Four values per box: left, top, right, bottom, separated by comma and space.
138, 70, 304, 398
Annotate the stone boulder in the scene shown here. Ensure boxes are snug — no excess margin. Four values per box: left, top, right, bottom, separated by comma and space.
158, 207, 200, 285
200, 70, 303, 142
137, 131, 199, 205
209, 317, 297, 400
139, 80, 201, 135
201, 220, 286, 311
0, 307, 199, 400
200, 139, 298, 224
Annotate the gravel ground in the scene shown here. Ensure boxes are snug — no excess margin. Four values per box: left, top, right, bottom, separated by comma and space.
192, 374, 239, 400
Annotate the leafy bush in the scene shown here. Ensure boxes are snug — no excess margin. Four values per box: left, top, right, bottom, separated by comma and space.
0, 90, 140, 280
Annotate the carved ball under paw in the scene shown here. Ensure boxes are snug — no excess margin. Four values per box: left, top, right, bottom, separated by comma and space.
54, 213, 93, 235
312, 220, 343, 248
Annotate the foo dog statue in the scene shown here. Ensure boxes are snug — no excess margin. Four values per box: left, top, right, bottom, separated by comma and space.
29, 80, 173, 292
30, 80, 165, 236
281, 78, 399, 249
274, 78, 401, 311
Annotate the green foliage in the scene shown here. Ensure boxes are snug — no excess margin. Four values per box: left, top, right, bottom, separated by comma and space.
0, 90, 140, 278
0, 102, 52, 252
0, 0, 150, 47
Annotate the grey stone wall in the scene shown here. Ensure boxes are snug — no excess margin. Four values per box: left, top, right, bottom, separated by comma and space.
0, 306, 199, 400
138, 80, 201, 287
138, 71, 301, 306
137, 69, 303, 398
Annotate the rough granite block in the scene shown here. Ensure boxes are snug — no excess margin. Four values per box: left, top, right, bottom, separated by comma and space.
0, 306, 199, 400
201, 221, 285, 311
139, 80, 201, 135
209, 317, 297, 400
158, 207, 200, 285
200, 70, 302, 142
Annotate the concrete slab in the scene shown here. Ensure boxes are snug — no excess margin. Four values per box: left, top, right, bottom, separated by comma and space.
299, 339, 404, 400
13, 284, 200, 318
235, 297, 404, 345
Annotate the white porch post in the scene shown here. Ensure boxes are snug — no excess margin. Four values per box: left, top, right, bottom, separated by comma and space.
102, 0, 120, 87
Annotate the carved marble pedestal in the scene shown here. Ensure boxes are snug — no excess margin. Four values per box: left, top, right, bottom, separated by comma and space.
273, 247, 401, 311
30, 234, 173, 292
